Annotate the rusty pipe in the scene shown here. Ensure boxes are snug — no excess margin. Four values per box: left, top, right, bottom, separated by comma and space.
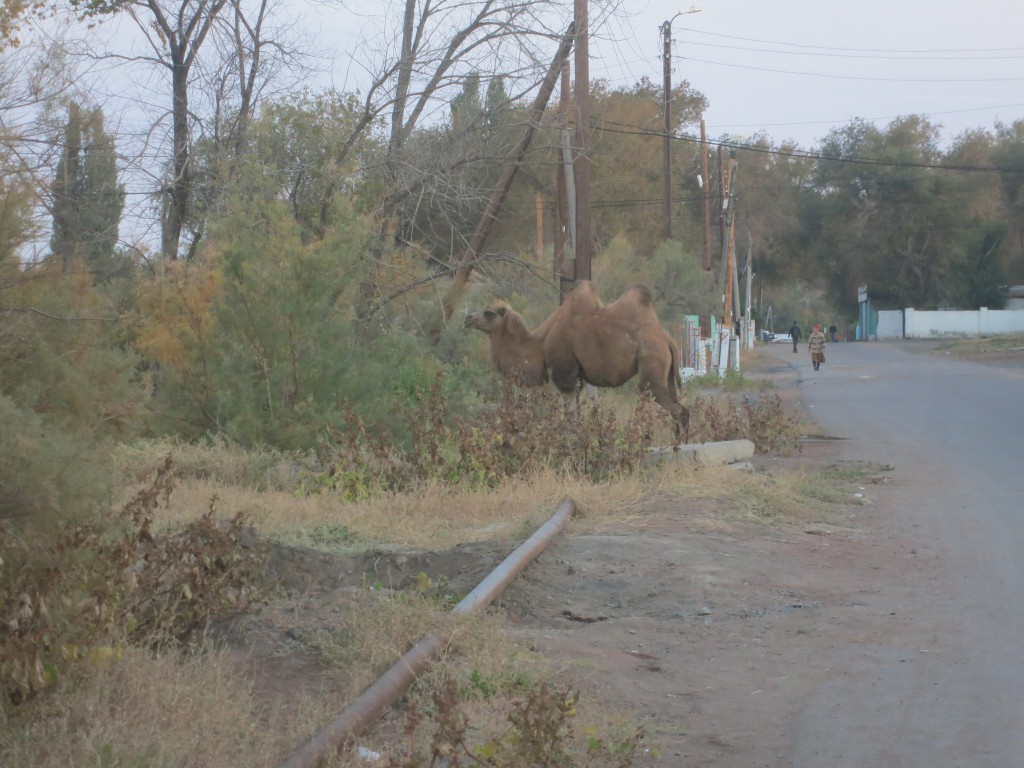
278, 497, 577, 768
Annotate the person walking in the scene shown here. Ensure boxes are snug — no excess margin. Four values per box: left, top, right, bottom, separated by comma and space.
789, 321, 802, 353
808, 323, 827, 371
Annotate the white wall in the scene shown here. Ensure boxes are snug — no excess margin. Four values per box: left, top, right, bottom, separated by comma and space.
877, 308, 1024, 339
876, 311, 903, 339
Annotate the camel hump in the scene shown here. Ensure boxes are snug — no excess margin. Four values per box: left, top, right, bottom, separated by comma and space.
568, 280, 603, 306
624, 283, 654, 307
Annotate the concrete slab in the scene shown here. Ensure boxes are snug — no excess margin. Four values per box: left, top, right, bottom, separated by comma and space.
644, 439, 756, 468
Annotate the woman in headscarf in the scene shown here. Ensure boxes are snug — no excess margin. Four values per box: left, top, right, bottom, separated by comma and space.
808, 324, 827, 371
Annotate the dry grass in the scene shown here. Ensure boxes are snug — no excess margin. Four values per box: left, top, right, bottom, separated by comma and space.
124, 440, 858, 550
0, 645, 328, 768
2, 432, 878, 768
931, 333, 1024, 355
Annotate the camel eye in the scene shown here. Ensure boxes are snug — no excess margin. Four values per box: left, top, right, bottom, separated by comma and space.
484, 310, 495, 319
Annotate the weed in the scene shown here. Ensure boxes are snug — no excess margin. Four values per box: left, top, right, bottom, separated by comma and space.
685, 369, 770, 393
384, 677, 645, 767
0, 456, 264, 710
688, 393, 802, 454
301, 373, 664, 499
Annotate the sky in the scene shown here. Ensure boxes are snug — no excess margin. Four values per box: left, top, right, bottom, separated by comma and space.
56, 0, 1024, 153
584, 0, 1024, 148
21, 0, 1024, 256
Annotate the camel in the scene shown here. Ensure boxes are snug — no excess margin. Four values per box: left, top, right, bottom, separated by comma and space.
464, 281, 689, 441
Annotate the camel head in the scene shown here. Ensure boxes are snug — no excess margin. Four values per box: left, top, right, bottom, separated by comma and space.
463, 300, 530, 338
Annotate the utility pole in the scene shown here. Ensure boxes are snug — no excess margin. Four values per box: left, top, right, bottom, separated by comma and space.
659, 7, 702, 243
574, 0, 592, 281
700, 119, 712, 270
535, 191, 543, 260
744, 232, 754, 347
661, 19, 673, 241
719, 150, 737, 328
554, 58, 570, 299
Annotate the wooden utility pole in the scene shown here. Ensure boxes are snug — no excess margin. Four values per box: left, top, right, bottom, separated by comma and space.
552, 59, 577, 301
719, 150, 737, 327
701, 120, 712, 270
661, 19, 673, 241
573, 0, 592, 281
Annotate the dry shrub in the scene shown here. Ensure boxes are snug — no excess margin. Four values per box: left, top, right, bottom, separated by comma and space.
688, 393, 802, 454
114, 436, 302, 491
301, 373, 665, 499
372, 677, 644, 768
0, 457, 264, 710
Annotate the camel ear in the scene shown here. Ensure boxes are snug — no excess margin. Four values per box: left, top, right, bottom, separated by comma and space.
504, 309, 529, 336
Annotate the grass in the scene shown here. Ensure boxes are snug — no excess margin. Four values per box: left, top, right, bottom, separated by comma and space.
2, 405, 868, 767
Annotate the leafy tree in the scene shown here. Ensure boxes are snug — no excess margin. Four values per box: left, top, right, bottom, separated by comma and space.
990, 120, 1024, 282
50, 102, 125, 281
586, 77, 708, 257
450, 71, 483, 132
728, 132, 815, 286
807, 116, 984, 308
595, 235, 717, 322
192, 89, 382, 245
138, 189, 437, 448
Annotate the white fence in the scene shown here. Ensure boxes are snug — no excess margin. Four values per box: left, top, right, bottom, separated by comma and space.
876, 307, 1024, 339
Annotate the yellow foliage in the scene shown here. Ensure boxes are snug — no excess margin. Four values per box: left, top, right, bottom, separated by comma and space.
135, 261, 223, 370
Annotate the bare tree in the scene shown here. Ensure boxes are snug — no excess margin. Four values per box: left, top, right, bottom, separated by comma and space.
67, 0, 306, 259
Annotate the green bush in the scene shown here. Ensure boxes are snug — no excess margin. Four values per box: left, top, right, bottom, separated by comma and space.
0, 395, 112, 532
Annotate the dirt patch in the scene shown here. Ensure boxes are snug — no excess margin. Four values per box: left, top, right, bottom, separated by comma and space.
216, 349, 925, 766
887, 337, 1024, 368
493, 443, 913, 766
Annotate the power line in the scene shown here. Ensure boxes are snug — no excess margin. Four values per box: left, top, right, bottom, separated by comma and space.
674, 26, 1024, 55
677, 56, 1024, 83
674, 38, 1024, 62
592, 119, 1019, 173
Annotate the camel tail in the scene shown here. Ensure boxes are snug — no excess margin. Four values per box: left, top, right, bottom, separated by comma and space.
668, 336, 682, 394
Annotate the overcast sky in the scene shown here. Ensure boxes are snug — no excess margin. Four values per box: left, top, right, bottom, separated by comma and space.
587, 0, 1024, 147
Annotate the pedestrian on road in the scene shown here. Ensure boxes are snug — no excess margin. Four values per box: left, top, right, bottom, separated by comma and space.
789, 321, 802, 353
809, 324, 827, 371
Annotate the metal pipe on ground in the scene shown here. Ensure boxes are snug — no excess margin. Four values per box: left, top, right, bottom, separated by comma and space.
278, 497, 578, 768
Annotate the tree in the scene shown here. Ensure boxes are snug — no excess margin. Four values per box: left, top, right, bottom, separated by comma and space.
584, 77, 707, 257
728, 132, 815, 286
68, 0, 306, 261
990, 120, 1024, 282
50, 102, 125, 280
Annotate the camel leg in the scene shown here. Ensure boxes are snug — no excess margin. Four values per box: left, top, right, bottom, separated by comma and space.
652, 389, 689, 445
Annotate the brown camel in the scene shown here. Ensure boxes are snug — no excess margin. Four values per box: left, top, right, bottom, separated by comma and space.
464, 281, 689, 441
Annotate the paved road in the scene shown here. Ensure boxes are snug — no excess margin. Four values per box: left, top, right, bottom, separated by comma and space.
763, 341, 1024, 767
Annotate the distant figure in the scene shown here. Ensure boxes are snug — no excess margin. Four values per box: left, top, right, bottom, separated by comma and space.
829, 324, 838, 343
789, 321, 802, 353
808, 323, 827, 371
